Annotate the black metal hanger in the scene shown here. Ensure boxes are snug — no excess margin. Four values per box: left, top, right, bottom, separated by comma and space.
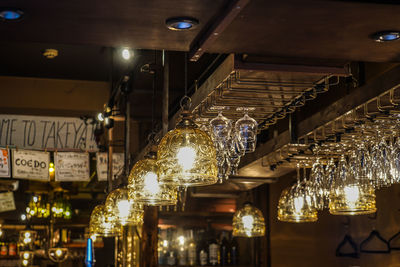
388, 210, 400, 250
336, 217, 359, 258
360, 213, 390, 254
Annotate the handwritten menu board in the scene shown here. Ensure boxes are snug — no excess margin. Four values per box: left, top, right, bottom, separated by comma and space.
12, 149, 50, 181
0, 149, 10, 177
96, 153, 125, 181
55, 152, 90, 182
0, 114, 98, 151
0, 192, 16, 212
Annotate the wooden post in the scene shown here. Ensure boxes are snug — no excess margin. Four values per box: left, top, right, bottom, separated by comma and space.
141, 206, 158, 266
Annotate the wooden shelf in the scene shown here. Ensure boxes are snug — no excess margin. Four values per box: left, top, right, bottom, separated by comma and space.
64, 242, 103, 248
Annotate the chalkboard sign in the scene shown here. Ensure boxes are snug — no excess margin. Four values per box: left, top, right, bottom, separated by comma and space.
0, 114, 98, 151
96, 153, 125, 181
0, 149, 10, 178
0, 192, 16, 212
55, 152, 90, 181
12, 149, 50, 181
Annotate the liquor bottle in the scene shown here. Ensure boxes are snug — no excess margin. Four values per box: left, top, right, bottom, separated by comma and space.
187, 230, 197, 266
177, 229, 187, 266
208, 232, 219, 266
230, 235, 239, 265
167, 229, 177, 266
198, 229, 208, 266
220, 231, 230, 266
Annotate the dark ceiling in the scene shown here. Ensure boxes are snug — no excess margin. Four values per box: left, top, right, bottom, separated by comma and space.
1, 0, 400, 63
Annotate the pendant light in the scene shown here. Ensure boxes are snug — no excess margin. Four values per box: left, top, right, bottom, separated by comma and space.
20, 251, 34, 266
105, 187, 144, 226
157, 53, 218, 187
48, 245, 68, 263
329, 155, 376, 215
232, 202, 265, 237
128, 150, 178, 206
89, 205, 121, 237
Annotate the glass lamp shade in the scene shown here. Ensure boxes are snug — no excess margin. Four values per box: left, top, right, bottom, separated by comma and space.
105, 188, 144, 226
48, 247, 69, 263
329, 155, 376, 215
89, 205, 121, 237
232, 203, 265, 237
128, 156, 178, 206
157, 112, 218, 187
277, 183, 318, 223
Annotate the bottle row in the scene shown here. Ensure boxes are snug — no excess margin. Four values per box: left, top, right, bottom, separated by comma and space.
158, 227, 239, 266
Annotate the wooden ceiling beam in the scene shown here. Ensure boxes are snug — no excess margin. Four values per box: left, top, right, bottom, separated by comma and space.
189, 0, 250, 61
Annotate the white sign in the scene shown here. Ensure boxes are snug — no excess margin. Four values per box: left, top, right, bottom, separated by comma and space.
12, 149, 50, 181
96, 153, 125, 181
55, 152, 90, 181
0, 149, 10, 177
0, 114, 98, 151
0, 192, 16, 212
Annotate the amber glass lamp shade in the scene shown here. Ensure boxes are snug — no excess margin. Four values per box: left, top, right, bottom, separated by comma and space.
105, 188, 144, 226
20, 251, 34, 266
157, 112, 218, 187
329, 155, 376, 215
48, 247, 69, 263
19, 229, 37, 245
89, 205, 121, 237
128, 155, 177, 206
277, 184, 318, 223
232, 203, 265, 237
329, 183, 376, 215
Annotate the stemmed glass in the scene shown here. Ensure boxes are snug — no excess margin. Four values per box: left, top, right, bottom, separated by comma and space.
235, 111, 258, 153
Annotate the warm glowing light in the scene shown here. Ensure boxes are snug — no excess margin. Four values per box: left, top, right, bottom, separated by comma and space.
90, 234, 97, 242
162, 240, 168, 248
293, 196, 305, 214
23, 252, 30, 260
24, 232, 31, 238
22, 259, 29, 266
178, 235, 185, 246
23, 237, 32, 244
122, 48, 132, 60
55, 248, 63, 257
29, 210, 35, 216
344, 185, 360, 208
33, 196, 38, 203
49, 163, 55, 173
117, 199, 131, 224
21, 214, 26, 221
242, 214, 255, 231
143, 172, 160, 195
65, 211, 71, 217
177, 146, 196, 171
97, 113, 104, 122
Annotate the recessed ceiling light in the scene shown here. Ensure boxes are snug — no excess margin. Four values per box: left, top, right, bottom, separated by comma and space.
0, 8, 23, 21
166, 17, 199, 31
371, 31, 400, 42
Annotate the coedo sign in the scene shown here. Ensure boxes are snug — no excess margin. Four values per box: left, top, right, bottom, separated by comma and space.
0, 114, 98, 151
12, 149, 50, 180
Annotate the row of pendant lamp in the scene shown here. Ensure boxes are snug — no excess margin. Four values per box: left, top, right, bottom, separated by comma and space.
89, 109, 267, 239
89, 109, 219, 237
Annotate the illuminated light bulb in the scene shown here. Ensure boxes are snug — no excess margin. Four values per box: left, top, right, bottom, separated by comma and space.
24, 232, 31, 238
55, 248, 63, 257
26, 207, 30, 213
344, 185, 360, 208
178, 236, 185, 246
117, 200, 131, 225
242, 215, 254, 230
0, 229, 3, 237
22, 259, 29, 266
49, 163, 55, 173
97, 113, 104, 122
65, 211, 71, 217
24, 237, 32, 244
23, 252, 30, 260
163, 240, 168, 248
143, 172, 160, 195
29, 210, 35, 216
21, 214, 26, 221
33, 196, 38, 203
177, 146, 196, 171
293, 196, 305, 214
121, 48, 132, 60
52, 207, 56, 212
90, 234, 97, 242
